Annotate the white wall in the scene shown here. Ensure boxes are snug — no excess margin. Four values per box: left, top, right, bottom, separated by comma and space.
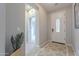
36, 4, 48, 47
0, 4, 6, 56
65, 7, 72, 46
71, 4, 79, 55
5, 4, 25, 55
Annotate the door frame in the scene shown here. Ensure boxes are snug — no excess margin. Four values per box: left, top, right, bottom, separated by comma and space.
49, 10, 66, 44
25, 4, 40, 55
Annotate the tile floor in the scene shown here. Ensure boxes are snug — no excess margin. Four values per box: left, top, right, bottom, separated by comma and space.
27, 42, 74, 56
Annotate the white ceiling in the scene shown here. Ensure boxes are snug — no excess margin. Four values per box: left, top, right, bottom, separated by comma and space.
40, 3, 72, 12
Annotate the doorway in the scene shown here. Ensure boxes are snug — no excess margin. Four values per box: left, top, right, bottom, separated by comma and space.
25, 4, 39, 54
50, 11, 66, 43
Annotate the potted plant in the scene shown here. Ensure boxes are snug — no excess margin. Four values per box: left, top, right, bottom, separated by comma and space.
11, 32, 24, 52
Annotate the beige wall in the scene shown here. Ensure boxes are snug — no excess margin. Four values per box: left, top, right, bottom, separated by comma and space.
36, 4, 48, 47
65, 7, 72, 46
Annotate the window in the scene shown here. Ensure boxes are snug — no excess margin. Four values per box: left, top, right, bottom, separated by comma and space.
30, 16, 36, 41
26, 4, 37, 43
56, 18, 60, 32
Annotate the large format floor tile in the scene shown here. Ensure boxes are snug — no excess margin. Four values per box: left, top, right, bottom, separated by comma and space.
27, 42, 74, 56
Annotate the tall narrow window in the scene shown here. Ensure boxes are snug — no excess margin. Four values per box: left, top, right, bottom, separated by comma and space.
30, 16, 36, 41
56, 18, 60, 32
26, 4, 37, 43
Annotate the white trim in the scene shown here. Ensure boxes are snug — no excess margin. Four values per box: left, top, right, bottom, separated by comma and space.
69, 3, 76, 56
71, 44, 76, 56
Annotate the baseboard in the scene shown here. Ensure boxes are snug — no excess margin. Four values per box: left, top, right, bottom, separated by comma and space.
73, 49, 79, 56
66, 43, 72, 47
39, 40, 49, 48
69, 43, 76, 56
52, 41, 65, 45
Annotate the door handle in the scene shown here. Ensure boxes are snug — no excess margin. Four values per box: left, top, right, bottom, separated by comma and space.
52, 28, 54, 32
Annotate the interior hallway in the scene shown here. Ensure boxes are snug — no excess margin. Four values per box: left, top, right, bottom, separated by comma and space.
0, 3, 78, 56
26, 3, 75, 56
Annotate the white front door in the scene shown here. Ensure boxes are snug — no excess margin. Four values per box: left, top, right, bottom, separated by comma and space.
50, 11, 66, 43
